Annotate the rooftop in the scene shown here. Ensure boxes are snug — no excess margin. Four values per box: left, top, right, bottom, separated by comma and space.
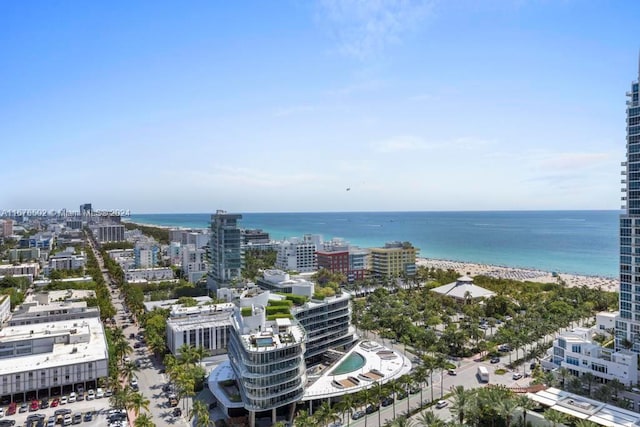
430, 275, 495, 300
0, 317, 107, 376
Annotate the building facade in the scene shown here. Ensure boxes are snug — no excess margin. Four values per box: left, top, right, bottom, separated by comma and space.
369, 241, 418, 278
181, 244, 208, 283
275, 235, 320, 273
166, 303, 234, 356
546, 328, 637, 386
617, 61, 640, 352
316, 250, 349, 276
97, 224, 125, 243
0, 317, 108, 403
209, 211, 243, 289
134, 246, 159, 268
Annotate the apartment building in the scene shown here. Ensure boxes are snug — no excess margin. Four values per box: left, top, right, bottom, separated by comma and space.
370, 241, 418, 278
96, 224, 125, 243
181, 244, 208, 283
275, 235, 321, 273
166, 303, 234, 356
545, 327, 637, 386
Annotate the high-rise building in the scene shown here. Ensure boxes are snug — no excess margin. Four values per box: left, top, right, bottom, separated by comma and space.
209, 210, 243, 290
617, 60, 640, 352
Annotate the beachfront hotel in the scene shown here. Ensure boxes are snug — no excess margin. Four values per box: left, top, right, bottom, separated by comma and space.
616, 60, 640, 353
369, 241, 418, 278
208, 210, 243, 290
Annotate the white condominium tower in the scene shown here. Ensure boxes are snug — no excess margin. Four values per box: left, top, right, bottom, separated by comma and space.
617, 58, 640, 352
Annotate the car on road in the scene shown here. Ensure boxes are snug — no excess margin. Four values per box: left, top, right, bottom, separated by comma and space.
86, 390, 94, 401
410, 386, 421, 394
365, 405, 379, 414
512, 373, 523, 380
172, 408, 182, 417
435, 400, 448, 409
490, 357, 500, 364
351, 411, 365, 420
130, 378, 138, 391
381, 397, 394, 407
129, 333, 135, 339
133, 342, 142, 349
448, 369, 457, 375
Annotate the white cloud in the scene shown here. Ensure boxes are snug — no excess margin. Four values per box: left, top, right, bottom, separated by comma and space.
316, 0, 434, 59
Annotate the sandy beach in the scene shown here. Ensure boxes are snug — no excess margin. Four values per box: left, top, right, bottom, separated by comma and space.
417, 258, 619, 291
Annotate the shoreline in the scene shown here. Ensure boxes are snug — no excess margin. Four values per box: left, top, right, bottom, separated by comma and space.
122, 221, 619, 289
417, 257, 619, 291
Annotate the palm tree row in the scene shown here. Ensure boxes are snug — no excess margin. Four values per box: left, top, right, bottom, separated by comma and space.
164, 344, 210, 416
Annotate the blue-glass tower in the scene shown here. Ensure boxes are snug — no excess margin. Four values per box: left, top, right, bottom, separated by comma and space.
616, 59, 640, 351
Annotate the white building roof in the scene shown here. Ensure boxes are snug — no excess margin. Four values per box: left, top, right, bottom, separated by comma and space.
430, 276, 495, 300
527, 387, 640, 427
0, 317, 108, 376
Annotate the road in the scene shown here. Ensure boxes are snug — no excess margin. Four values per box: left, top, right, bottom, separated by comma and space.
86, 237, 187, 427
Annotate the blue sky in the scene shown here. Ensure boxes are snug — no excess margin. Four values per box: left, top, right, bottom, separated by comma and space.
1, 0, 638, 213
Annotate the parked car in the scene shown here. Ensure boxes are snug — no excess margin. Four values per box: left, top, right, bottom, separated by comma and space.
50, 398, 59, 407
19, 402, 28, 413
60, 396, 68, 405
0, 408, 4, 418
95, 388, 104, 399
351, 411, 365, 420
7, 402, 16, 415
104, 389, 113, 398
63, 414, 72, 426
133, 342, 142, 349
129, 333, 135, 339
68, 393, 77, 404
30, 400, 40, 411
435, 400, 448, 409
409, 386, 421, 395
86, 390, 94, 401
448, 369, 457, 376
72, 413, 82, 424
172, 408, 182, 417
381, 397, 394, 407
365, 405, 379, 414
0, 420, 16, 427
490, 357, 500, 364
47, 416, 55, 427
512, 373, 523, 380
83, 412, 93, 422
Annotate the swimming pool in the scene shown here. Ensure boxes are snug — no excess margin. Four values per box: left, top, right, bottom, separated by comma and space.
332, 352, 366, 375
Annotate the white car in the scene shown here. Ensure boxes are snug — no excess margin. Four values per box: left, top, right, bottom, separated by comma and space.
96, 388, 104, 399
512, 372, 523, 380
0, 407, 4, 417
63, 414, 72, 426
68, 392, 77, 403
87, 389, 95, 400
435, 400, 448, 409
60, 396, 68, 405
130, 378, 138, 387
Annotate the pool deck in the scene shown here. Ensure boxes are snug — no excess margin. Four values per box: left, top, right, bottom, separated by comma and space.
302, 340, 412, 400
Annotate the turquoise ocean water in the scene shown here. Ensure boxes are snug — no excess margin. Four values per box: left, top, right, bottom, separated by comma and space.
128, 211, 620, 278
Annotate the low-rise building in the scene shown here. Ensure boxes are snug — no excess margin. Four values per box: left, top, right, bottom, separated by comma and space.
275, 235, 322, 273
9, 291, 99, 326
124, 268, 174, 283
8, 248, 41, 263
0, 263, 39, 278
0, 317, 108, 402
47, 251, 86, 272
543, 327, 637, 386
134, 245, 159, 268
166, 303, 235, 356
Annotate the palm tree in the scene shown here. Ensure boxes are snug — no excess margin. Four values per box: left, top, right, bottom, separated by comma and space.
515, 394, 537, 427
545, 409, 569, 427
293, 410, 314, 427
581, 372, 596, 396
335, 393, 356, 426
357, 387, 375, 427
389, 379, 405, 420
121, 361, 140, 383
127, 391, 150, 416
574, 420, 598, 427
190, 399, 210, 427
496, 397, 519, 427
449, 386, 471, 425
314, 402, 338, 427
415, 411, 445, 427
133, 413, 155, 427
413, 365, 428, 407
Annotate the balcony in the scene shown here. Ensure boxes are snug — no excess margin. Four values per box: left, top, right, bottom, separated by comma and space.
623, 179, 627, 184
623, 161, 628, 167
622, 171, 628, 175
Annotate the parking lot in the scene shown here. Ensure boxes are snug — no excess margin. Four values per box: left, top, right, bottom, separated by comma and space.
2, 395, 114, 427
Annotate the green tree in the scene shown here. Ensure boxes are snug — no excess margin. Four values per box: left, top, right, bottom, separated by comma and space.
545, 409, 569, 427
133, 413, 155, 427
190, 399, 211, 427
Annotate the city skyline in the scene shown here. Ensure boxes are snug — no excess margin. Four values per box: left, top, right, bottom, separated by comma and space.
1, 1, 639, 213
